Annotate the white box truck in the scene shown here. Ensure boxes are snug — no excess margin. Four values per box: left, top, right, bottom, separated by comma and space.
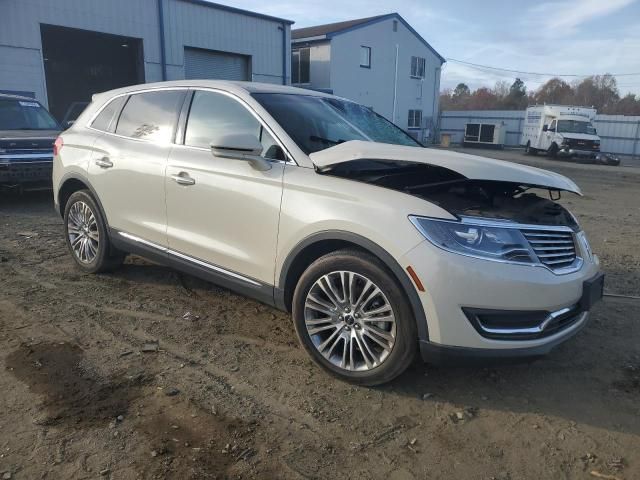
521, 105, 601, 158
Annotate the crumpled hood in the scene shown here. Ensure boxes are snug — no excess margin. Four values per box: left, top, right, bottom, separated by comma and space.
310, 141, 581, 194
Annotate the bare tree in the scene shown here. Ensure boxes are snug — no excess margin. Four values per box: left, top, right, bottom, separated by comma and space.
533, 78, 573, 105
440, 74, 640, 114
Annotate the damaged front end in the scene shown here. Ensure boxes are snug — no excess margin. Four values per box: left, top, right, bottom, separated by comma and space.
319, 157, 578, 228
311, 140, 581, 228
314, 142, 588, 273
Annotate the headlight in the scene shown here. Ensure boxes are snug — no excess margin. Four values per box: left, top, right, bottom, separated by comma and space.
409, 216, 536, 264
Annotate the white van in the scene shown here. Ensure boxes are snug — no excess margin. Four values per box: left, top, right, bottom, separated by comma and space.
521, 105, 600, 158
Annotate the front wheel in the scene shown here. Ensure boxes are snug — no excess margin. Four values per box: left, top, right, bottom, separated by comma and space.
64, 190, 125, 273
292, 249, 417, 386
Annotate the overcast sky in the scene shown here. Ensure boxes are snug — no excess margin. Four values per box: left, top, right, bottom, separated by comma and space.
228, 0, 640, 96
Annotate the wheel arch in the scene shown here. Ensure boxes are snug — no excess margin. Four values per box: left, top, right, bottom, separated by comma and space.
57, 173, 110, 229
276, 231, 429, 343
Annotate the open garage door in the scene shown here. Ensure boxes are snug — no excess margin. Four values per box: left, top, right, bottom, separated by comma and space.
184, 47, 250, 81
41, 25, 144, 122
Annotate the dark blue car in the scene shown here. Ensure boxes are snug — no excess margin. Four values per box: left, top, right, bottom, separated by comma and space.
0, 93, 60, 190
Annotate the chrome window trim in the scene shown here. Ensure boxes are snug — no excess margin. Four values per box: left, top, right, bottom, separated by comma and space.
85, 86, 297, 165
409, 215, 584, 275
117, 231, 262, 287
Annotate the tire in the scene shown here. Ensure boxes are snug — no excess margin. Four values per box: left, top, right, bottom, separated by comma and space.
292, 249, 418, 386
525, 141, 537, 155
547, 143, 559, 158
63, 190, 125, 273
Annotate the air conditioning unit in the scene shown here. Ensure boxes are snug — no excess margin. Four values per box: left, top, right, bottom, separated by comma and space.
463, 122, 507, 148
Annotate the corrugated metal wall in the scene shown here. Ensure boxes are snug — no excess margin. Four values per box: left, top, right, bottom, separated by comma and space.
184, 48, 249, 81
0, 0, 291, 108
161, 0, 289, 85
440, 110, 640, 157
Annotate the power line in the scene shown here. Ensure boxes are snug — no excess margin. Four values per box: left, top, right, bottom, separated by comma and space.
446, 58, 640, 78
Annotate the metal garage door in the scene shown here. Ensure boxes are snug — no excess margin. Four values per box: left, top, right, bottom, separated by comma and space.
184, 48, 249, 81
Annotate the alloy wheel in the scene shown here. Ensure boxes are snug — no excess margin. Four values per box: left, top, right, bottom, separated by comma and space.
67, 201, 99, 263
304, 271, 397, 372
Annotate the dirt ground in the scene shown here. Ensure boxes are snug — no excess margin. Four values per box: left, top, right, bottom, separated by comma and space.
1, 148, 639, 480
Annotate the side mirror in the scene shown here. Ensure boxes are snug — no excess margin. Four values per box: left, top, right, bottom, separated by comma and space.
210, 133, 271, 171
542, 125, 548, 132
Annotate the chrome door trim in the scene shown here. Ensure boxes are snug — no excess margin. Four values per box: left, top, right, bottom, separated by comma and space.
117, 231, 262, 287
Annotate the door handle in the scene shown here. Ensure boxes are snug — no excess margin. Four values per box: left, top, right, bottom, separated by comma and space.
171, 172, 196, 186
95, 157, 113, 168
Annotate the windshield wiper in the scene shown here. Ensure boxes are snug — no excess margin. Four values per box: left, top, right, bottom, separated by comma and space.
310, 135, 345, 146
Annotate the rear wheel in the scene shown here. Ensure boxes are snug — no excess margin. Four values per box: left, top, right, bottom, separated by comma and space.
292, 249, 417, 386
64, 190, 125, 273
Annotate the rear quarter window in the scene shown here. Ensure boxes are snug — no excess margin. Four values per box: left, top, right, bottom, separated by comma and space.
114, 90, 186, 142
91, 96, 127, 132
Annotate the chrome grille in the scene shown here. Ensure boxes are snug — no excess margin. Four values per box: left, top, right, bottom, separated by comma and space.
521, 229, 577, 270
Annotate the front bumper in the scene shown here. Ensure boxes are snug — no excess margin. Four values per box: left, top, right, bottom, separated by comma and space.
401, 239, 602, 362
419, 313, 589, 365
0, 158, 53, 186
558, 147, 598, 158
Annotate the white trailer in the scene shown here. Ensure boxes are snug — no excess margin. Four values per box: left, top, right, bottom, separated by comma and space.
521, 105, 601, 158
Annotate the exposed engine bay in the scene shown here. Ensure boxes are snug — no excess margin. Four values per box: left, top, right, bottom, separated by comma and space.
319, 159, 578, 228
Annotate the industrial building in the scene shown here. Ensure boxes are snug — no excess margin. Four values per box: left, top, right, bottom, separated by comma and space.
0, 0, 293, 121
291, 13, 444, 142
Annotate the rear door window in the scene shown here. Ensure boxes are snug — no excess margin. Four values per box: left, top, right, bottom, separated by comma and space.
115, 90, 186, 142
91, 96, 127, 132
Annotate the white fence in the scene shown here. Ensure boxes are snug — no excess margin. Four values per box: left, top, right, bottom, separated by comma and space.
440, 110, 640, 157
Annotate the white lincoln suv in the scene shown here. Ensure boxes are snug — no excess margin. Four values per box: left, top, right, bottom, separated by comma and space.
53, 81, 604, 385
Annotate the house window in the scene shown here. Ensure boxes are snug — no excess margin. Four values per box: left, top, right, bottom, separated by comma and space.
393, 20, 398, 32
360, 46, 371, 68
410, 56, 426, 78
292, 47, 310, 84
408, 109, 422, 129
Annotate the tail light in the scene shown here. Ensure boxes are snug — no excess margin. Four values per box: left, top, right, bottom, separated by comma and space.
53, 137, 63, 156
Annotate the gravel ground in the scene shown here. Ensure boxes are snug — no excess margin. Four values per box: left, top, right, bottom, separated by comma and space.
0, 148, 639, 479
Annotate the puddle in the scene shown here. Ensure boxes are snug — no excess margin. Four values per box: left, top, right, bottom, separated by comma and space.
5, 342, 260, 478
135, 396, 254, 479
5, 342, 149, 427
613, 363, 640, 394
